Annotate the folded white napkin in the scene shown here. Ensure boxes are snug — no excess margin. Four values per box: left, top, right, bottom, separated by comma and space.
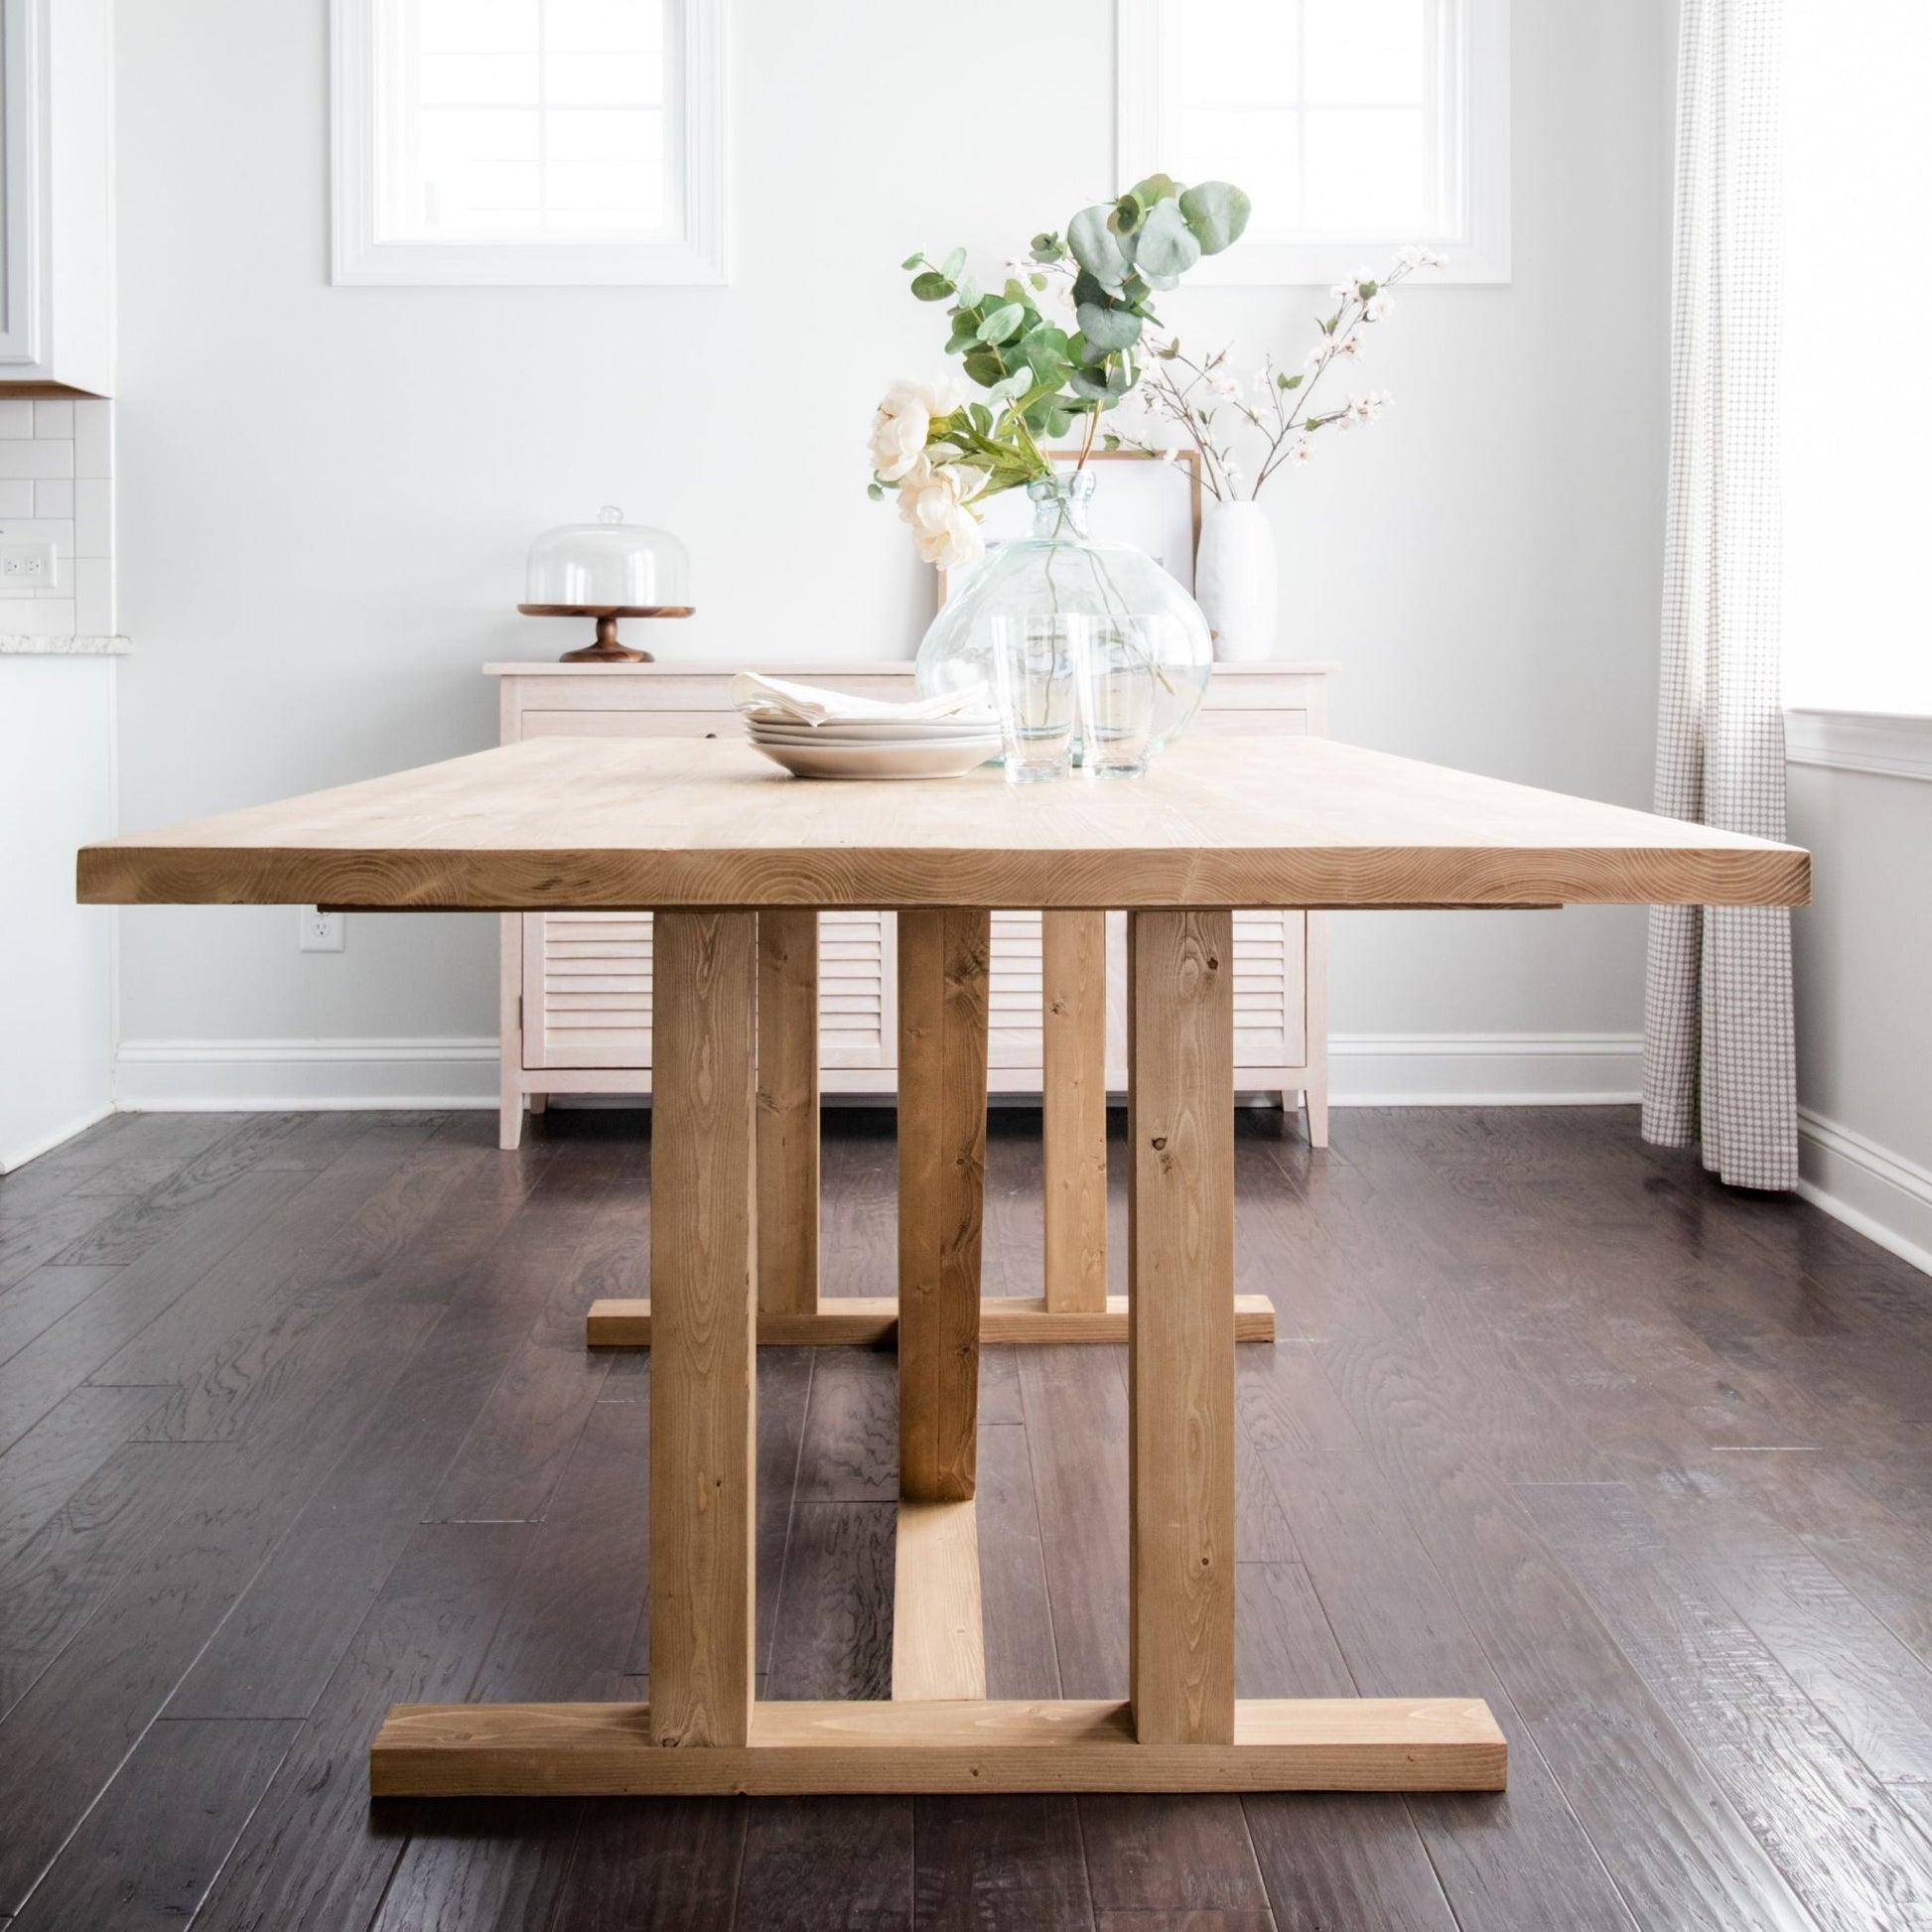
730, 670, 992, 728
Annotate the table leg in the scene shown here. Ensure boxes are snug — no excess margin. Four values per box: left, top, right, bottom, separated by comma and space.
896, 906, 990, 1504
758, 909, 819, 1323
1042, 909, 1108, 1315
1128, 908, 1237, 1746
647, 910, 758, 1748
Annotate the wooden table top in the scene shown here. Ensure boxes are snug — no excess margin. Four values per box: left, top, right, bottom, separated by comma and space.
76, 734, 1810, 913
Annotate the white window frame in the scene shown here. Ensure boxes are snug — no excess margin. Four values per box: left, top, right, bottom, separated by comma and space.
1786, 710, 1932, 784
1116, 0, 1509, 287
330, 0, 728, 287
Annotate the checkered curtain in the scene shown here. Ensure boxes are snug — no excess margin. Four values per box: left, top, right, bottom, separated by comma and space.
1641, 0, 1797, 1190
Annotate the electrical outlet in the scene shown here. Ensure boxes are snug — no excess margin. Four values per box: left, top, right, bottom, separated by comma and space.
0, 539, 58, 587
300, 906, 345, 952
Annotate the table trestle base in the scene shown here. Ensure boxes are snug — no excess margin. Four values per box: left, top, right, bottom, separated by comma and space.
435, 909, 1474, 1797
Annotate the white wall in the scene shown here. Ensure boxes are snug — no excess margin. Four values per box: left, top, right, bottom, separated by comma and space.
1788, 764, 1932, 1270
110, 0, 1677, 1101
0, 656, 116, 1168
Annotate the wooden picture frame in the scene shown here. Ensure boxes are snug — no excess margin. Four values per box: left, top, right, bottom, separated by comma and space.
936, 447, 1204, 604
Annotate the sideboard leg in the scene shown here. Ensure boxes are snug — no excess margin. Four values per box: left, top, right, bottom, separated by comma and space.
1305, 909, 1330, 1148
1127, 908, 1237, 1746
499, 912, 524, 1151
896, 907, 990, 1504
758, 909, 820, 1322
1042, 909, 1109, 1315
648, 910, 759, 1748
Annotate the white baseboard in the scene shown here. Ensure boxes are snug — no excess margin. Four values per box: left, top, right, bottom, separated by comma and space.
114, 1036, 500, 1110
88, 1033, 1932, 1282
111, 1031, 1645, 1113
1797, 1108, 1932, 1279
0, 1102, 115, 1174
1328, 1033, 1642, 1105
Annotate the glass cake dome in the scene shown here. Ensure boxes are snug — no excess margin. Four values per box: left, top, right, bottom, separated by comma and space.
519, 506, 693, 662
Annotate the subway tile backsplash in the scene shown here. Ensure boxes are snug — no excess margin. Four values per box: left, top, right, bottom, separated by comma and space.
0, 398, 113, 636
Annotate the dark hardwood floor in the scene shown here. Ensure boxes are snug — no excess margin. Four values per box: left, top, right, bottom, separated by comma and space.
1, 1101, 1930, 1929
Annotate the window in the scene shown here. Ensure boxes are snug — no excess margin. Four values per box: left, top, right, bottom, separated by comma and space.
331, 0, 726, 285
1781, 0, 1932, 717
1116, 0, 1508, 285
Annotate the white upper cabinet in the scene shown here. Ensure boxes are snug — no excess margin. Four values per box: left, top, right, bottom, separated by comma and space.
0, 0, 112, 394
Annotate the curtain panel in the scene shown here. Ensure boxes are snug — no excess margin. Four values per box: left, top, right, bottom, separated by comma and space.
1641, 0, 1798, 1190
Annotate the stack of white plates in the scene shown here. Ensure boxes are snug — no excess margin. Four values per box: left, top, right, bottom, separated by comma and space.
744, 713, 1001, 780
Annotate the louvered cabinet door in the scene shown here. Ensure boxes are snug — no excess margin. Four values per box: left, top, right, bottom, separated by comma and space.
1232, 909, 1308, 1070
1102, 909, 1308, 1083
988, 911, 1044, 1071
819, 910, 896, 1069
522, 911, 653, 1069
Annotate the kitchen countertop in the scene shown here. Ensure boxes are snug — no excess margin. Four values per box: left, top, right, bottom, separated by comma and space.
0, 634, 130, 655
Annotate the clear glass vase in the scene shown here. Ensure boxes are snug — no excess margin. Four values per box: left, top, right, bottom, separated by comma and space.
914, 469, 1213, 756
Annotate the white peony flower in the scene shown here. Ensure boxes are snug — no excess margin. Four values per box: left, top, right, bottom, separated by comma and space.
895, 451, 938, 493
897, 461, 988, 570
868, 377, 965, 483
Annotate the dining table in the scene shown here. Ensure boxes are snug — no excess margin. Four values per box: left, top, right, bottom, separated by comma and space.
76, 730, 1809, 1799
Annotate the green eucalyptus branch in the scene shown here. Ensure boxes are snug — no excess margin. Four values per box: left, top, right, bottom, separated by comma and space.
878, 177, 1250, 489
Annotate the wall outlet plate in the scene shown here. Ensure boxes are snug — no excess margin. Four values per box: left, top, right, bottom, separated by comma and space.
300, 906, 345, 952
0, 539, 59, 587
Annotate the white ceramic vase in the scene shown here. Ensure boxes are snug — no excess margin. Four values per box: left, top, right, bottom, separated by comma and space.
1195, 499, 1280, 663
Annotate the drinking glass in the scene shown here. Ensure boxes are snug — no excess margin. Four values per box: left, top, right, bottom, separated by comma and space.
1076, 618, 1158, 778
989, 615, 1078, 783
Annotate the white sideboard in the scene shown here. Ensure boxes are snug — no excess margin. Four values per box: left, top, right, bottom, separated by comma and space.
486, 661, 1331, 1150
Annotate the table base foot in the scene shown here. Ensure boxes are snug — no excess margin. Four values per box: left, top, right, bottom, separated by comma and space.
370, 1697, 1506, 1796
585, 1294, 1278, 1348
